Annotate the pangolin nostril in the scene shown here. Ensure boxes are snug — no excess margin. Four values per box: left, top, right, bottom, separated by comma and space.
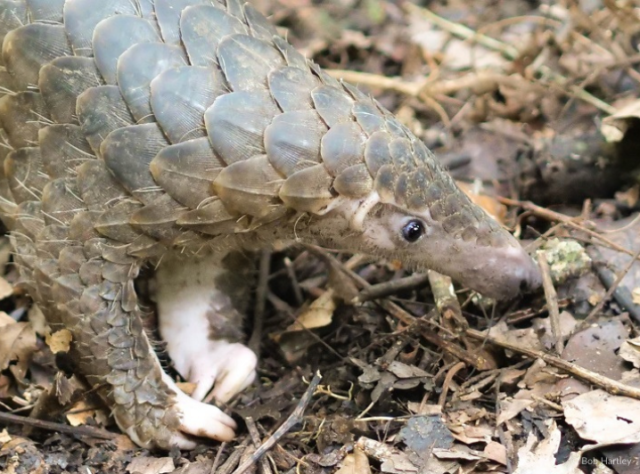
519, 278, 529, 292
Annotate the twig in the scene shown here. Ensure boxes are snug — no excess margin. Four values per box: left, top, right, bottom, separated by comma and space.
405, 3, 617, 114
592, 261, 640, 325
249, 249, 271, 353
304, 245, 495, 370
465, 328, 640, 399
231, 371, 323, 474
0, 411, 118, 440
210, 443, 228, 474
405, 3, 519, 59
427, 270, 469, 332
283, 257, 304, 306
246, 417, 272, 474
438, 361, 466, 408
352, 273, 430, 304
537, 252, 563, 355
218, 438, 251, 474
500, 197, 640, 260
580, 244, 640, 330
326, 69, 420, 96
531, 394, 563, 412
327, 69, 517, 102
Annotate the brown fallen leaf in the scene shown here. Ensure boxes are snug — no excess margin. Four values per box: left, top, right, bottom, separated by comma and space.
0, 435, 47, 474
0, 429, 11, 445
284, 289, 336, 332
601, 99, 640, 142
514, 420, 581, 474
620, 337, 640, 369
275, 289, 337, 362
563, 390, 640, 445
46, 329, 72, 354
0, 317, 37, 382
176, 381, 197, 396
66, 400, 109, 429
484, 441, 507, 466
0, 277, 13, 300
496, 398, 535, 426
356, 437, 419, 474
126, 456, 175, 474
456, 181, 507, 224
336, 448, 371, 474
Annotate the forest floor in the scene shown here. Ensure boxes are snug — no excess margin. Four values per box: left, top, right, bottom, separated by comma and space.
2, 0, 640, 473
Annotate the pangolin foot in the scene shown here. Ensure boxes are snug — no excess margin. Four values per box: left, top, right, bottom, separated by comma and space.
133, 372, 240, 450
184, 340, 258, 403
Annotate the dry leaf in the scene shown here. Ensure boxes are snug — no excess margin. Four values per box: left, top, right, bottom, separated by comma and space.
126, 456, 175, 474
0, 436, 46, 474
47, 329, 72, 354
176, 381, 197, 396
497, 398, 534, 426
563, 390, 640, 445
601, 100, 640, 142
0, 429, 11, 445
285, 289, 335, 332
0, 312, 14, 326
336, 448, 371, 474
0, 320, 37, 381
457, 181, 507, 224
356, 436, 419, 474
616, 185, 639, 208
66, 400, 109, 428
484, 441, 507, 465
27, 304, 48, 336
514, 421, 581, 474
0, 277, 13, 300
620, 337, 640, 369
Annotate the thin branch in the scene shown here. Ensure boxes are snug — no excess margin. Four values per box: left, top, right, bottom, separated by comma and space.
0, 411, 118, 440
231, 371, 323, 474
537, 252, 563, 355
465, 328, 640, 399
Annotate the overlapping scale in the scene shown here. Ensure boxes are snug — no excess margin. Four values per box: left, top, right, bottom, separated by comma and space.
205, 90, 279, 164
212, 154, 285, 220
150, 66, 225, 143
117, 42, 187, 123
150, 137, 223, 209
265, 109, 326, 176
2, 24, 71, 89
39, 57, 102, 124
92, 15, 160, 84
63, 0, 145, 56
218, 34, 285, 91
180, 4, 247, 67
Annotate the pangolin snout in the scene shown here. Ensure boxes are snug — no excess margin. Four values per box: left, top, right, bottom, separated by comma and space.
461, 244, 542, 300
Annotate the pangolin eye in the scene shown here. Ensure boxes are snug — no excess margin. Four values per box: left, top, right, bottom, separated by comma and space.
401, 219, 425, 243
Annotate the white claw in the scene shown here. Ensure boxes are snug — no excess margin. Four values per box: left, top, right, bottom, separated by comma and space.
207, 342, 258, 403
163, 371, 237, 444
190, 341, 258, 402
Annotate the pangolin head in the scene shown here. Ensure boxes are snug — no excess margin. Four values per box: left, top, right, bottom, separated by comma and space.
328, 135, 542, 301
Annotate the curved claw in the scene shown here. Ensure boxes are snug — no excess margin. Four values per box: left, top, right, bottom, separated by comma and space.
190, 341, 258, 403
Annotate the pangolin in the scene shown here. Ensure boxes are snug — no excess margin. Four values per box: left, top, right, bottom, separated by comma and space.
0, 0, 542, 449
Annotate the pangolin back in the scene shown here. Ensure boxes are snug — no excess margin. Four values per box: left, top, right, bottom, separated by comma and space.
0, 0, 498, 254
